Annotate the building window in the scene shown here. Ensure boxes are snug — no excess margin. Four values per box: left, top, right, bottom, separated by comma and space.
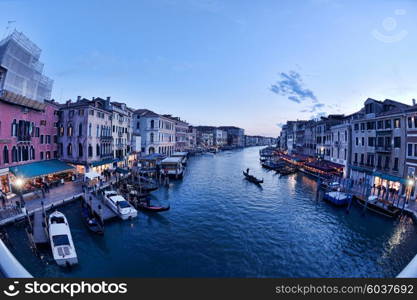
361, 137, 364, 146
150, 132, 154, 143
394, 119, 401, 128
3, 146, 8, 164
78, 143, 83, 158
46, 151, 51, 160
30, 146, 35, 160
67, 143, 73, 156
88, 145, 93, 157
46, 135, 51, 144
368, 137, 375, 147
88, 123, 92, 137
385, 120, 391, 129
377, 120, 383, 129
384, 157, 390, 169
40, 152, 44, 160
53, 151, 58, 158
67, 123, 73, 136
394, 137, 401, 148
354, 153, 358, 163
78, 124, 83, 137
393, 158, 399, 171
355, 137, 359, 146
11, 147, 17, 162
150, 120, 155, 129
408, 143, 413, 157
408, 117, 413, 129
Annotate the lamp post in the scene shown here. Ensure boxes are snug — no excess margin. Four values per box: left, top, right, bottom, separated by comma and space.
14, 177, 25, 213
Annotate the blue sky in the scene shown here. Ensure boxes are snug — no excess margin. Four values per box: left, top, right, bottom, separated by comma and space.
1, 0, 417, 137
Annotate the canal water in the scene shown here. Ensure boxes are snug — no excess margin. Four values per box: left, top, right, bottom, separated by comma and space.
5, 146, 417, 277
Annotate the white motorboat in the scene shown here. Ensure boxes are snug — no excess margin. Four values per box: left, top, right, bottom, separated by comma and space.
48, 210, 78, 267
103, 190, 138, 220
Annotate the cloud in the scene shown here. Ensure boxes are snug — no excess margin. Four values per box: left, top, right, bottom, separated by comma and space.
301, 103, 325, 113
270, 71, 318, 104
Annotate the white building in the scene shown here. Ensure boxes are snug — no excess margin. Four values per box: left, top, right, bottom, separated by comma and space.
133, 109, 175, 156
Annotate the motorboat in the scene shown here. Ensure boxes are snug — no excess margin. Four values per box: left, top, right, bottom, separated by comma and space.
48, 210, 78, 267
323, 191, 352, 206
103, 190, 138, 220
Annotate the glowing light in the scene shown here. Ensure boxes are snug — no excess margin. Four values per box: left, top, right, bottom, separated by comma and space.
14, 178, 24, 188
407, 179, 415, 186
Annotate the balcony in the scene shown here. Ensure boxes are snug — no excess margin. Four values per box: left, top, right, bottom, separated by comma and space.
375, 146, 392, 153
100, 153, 113, 159
17, 135, 31, 142
376, 129, 392, 135
100, 135, 113, 141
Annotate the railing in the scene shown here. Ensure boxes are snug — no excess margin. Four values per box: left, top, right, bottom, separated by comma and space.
0, 239, 32, 278
375, 146, 392, 152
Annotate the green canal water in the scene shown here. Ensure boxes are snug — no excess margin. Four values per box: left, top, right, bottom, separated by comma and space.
5, 146, 417, 277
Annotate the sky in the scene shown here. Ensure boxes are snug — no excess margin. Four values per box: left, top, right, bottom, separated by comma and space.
1, 0, 417, 137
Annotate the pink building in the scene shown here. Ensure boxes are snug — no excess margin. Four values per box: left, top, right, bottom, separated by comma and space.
0, 91, 60, 193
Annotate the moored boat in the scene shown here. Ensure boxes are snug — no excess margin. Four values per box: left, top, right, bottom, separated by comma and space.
137, 202, 170, 212
81, 203, 104, 235
356, 195, 401, 218
323, 191, 352, 206
48, 210, 78, 267
104, 190, 138, 220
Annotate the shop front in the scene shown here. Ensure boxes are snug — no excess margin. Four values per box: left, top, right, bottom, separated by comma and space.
0, 168, 11, 194
90, 158, 120, 174
372, 172, 406, 202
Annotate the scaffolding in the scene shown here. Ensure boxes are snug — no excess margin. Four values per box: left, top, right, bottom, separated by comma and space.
0, 30, 53, 102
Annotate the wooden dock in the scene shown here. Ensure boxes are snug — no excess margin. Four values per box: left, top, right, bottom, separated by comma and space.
84, 193, 117, 223
32, 211, 48, 245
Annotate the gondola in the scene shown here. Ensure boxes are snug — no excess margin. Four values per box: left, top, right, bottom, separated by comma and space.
81, 203, 104, 234
243, 171, 263, 184
137, 202, 170, 212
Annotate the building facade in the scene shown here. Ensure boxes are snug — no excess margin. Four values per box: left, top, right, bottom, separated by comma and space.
58, 97, 113, 173
0, 97, 59, 193
134, 109, 175, 156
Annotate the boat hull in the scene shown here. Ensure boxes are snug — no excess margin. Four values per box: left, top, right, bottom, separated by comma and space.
323, 192, 351, 207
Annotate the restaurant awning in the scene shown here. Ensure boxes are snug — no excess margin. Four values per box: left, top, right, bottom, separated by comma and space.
115, 167, 129, 174
9, 160, 75, 179
91, 158, 117, 167
373, 172, 406, 184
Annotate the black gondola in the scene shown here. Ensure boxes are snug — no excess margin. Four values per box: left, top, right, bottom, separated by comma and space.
243, 171, 263, 184
137, 202, 170, 212
81, 203, 104, 234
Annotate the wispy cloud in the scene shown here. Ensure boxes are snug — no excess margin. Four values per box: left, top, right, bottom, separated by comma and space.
270, 71, 317, 104
301, 103, 325, 113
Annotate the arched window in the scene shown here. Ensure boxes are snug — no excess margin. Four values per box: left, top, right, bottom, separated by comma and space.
22, 146, 28, 161
88, 123, 92, 137
11, 119, 17, 136
78, 143, 83, 158
17, 146, 22, 162
150, 120, 154, 129
150, 132, 154, 143
78, 123, 83, 137
3, 146, 9, 164
96, 144, 100, 156
67, 143, 72, 156
59, 125, 64, 136
88, 144, 93, 157
30, 146, 35, 160
11, 146, 17, 162
67, 123, 73, 137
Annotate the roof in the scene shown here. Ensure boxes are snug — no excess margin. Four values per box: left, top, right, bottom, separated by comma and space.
10, 160, 75, 179
172, 152, 188, 157
161, 157, 183, 164
139, 153, 166, 161
0, 89, 46, 111
134, 109, 159, 117
91, 158, 119, 167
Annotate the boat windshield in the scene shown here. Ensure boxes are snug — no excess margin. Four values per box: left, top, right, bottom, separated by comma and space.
52, 234, 70, 247
118, 201, 130, 209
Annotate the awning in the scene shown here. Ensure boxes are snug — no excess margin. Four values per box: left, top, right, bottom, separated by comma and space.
9, 160, 75, 179
85, 170, 100, 180
373, 172, 406, 184
115, 167, 129, 174
349, 165, 373, 175
91, 158, 117, 167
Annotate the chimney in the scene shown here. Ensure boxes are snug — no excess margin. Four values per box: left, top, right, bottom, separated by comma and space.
66, 99, 72, 106
77, 96, 81, 102
107, 96, 111, 101
92, 97, 95, 101
413, 99, 416, 106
